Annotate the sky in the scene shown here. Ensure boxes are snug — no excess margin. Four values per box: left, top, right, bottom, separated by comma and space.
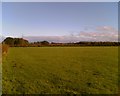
1, 0, 120, 2
2, 2, 118, 42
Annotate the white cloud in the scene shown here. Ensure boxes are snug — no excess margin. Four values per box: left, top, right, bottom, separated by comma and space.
96, 26, 117, 32
24, 26, 118, 42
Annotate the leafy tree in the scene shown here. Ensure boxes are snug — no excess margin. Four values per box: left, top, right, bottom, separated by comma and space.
40, 41, 49, 45
3, 37, 15, 46
3, 37, 29, 47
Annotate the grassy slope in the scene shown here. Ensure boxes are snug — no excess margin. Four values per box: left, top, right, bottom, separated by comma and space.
2, 47, 118, 94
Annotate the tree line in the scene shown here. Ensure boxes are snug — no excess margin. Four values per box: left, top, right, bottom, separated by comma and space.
2, 37, 120, 47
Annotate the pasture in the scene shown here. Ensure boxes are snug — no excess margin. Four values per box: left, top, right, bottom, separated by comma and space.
2, 47, 118, 94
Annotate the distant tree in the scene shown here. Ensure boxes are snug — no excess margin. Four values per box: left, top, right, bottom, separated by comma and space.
3, 37, 29, 47
20, 38, 29, 47
3, 37, 14, 46
40, 41, 49, 46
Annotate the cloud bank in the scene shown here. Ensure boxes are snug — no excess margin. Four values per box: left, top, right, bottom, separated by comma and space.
21, 26, 118, 42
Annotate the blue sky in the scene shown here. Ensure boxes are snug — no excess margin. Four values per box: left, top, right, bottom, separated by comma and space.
1, 0, 120, 2
2, 2, 118, 42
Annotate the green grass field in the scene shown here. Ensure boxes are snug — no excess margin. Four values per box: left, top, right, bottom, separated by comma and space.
2, 47, 118, 94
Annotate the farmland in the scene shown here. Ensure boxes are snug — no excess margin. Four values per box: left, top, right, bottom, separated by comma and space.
2, 47, 118, 94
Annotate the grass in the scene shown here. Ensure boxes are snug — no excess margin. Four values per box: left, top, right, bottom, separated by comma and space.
2, 47, 118, 94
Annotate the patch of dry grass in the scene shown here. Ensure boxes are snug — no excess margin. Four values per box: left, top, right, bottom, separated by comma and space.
2, 44, 9, 55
